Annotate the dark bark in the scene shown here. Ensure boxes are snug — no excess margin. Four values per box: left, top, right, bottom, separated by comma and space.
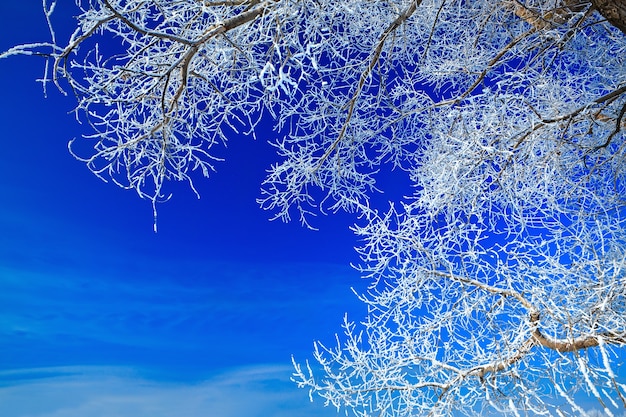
591, 0, 626, 34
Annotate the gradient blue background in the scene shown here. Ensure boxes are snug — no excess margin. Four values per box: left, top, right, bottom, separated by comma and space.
3, 3, 621, 417
0, 2, 371, 416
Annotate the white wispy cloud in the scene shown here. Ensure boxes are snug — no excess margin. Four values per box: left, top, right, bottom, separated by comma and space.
0, 258, 362, 350
0, 365, 338, 417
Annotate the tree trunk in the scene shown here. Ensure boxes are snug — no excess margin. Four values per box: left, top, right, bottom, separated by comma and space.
591, 0, 626, 34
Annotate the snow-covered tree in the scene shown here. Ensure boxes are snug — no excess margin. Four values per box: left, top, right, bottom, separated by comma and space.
3, 0, 626, 415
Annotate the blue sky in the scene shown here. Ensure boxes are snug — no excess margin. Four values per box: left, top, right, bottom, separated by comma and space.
3, 3, 624, 417
0, 2, 368, 416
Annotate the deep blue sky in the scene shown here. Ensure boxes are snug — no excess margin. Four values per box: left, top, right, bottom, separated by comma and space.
0, 2, 371, 416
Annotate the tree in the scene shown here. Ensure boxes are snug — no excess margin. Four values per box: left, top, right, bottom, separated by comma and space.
3, 0, 626, 415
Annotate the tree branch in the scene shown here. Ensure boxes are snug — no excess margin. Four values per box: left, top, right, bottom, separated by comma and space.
532, 329, 626, 352
314, 0, 423, 172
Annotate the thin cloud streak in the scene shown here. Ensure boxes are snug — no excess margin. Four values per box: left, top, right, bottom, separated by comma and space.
0, 257, 365, 377
0, 365, 339, 417
0, 259, 358, 343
